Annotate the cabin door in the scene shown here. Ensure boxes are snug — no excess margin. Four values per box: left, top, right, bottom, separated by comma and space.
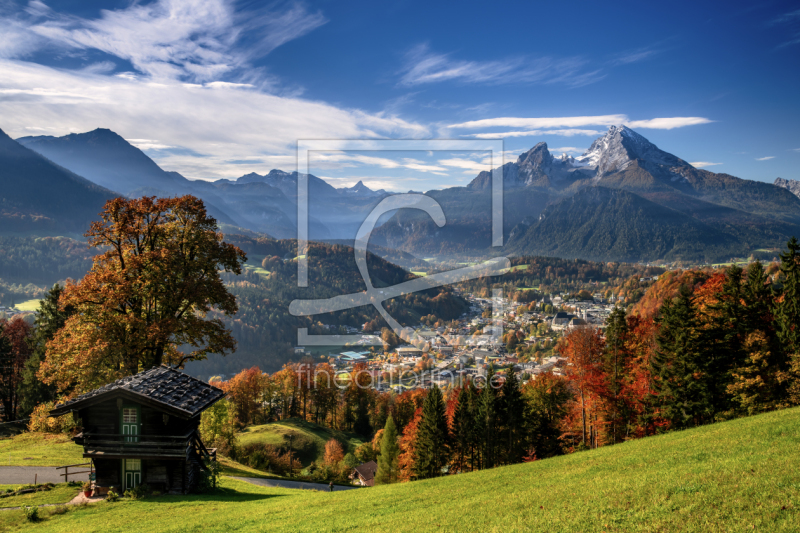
121, 406, 140, 443
123, 459, 141, 490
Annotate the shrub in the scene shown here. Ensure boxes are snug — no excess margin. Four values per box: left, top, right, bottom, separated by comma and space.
124, 484, 151, 500
236, 443, 300, 477
27, 401, 77, 434
23, 506, 39, 522
51, 505, 68, 516
105, 490, 120, 502
196, 460, 221, 493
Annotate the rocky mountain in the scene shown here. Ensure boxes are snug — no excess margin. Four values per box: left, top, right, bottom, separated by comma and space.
376, 125, 800, 262
775, 177, 800, 198
0, 128, 116, 235
339, 180, 387, 197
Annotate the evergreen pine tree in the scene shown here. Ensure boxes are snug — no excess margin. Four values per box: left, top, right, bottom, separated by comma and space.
603, 306, 630, 444
475, 367, 497, 468
0, 323, 14, 420
353, 396, 373, 438
652, 285, 712, 429
413, 386, 449, 479
450, 383, 475, 472
498, 365, 525, 464
773, 238, 800, 404
704, 265, 747, 416
374, 416, 399, 484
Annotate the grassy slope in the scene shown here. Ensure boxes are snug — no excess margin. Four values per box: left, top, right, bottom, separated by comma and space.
237, 418, 364, 466
0, 433, 84, 467
0, 484, 79, 509
2, 407, 798, 532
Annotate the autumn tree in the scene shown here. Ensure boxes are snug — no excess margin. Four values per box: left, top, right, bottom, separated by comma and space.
323, 439, 345, 465
559, 326, 606, 447
40, 196, 245, 393
0, 317, 32, 420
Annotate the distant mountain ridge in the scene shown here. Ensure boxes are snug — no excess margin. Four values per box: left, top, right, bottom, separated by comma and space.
16, 130, 393, 242
0, 128, 116, 234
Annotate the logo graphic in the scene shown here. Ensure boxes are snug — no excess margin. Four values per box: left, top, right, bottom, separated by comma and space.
289, 140, 508, 347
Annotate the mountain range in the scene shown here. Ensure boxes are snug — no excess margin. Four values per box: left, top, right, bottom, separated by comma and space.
13, 129, 390, 241
373, 126, 800, 262
2, 124, 798, 263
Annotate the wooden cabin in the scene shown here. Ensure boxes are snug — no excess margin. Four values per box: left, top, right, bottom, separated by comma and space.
50, 366, 224, 495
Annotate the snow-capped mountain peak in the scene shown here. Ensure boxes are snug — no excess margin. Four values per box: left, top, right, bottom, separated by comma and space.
575, 125, 685, 177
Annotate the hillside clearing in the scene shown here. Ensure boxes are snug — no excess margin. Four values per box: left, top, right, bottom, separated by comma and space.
1, 407, 797, 532
236, 418, 364, 466
0, 433, 83, 467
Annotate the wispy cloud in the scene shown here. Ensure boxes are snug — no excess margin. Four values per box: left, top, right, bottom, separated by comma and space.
756, 156, 775, 161
0, 59, 428, 179
610, 47, 660, 65
767, 8, 800, 48
448, 115, 712, 138
398, 44, 604, 88
792, 148, 800, 152
465, 129, 602, 139
0, 0, 326, 82
690, 161, 723, 168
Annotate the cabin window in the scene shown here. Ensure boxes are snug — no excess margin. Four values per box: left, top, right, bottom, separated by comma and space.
121, 406, 140, 443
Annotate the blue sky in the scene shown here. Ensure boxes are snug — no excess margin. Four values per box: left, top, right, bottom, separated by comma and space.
0, 0, 798, 190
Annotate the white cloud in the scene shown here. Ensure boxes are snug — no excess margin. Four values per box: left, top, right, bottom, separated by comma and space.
550, 147, 585, 154
0, 59, 428, 179
791, 148, 800, 152
126, 139, 175, 150
450, 115, 627, 129
1, 0, 326, 82
756, 156, 775, 161
625, 117, 713, 129
465, 129, 602, 139
690, 161, 723, 168
449, 115, 712, 131
398, 44, 604, 88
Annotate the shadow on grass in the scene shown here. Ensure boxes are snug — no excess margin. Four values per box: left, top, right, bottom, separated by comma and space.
143, 487, 287, 504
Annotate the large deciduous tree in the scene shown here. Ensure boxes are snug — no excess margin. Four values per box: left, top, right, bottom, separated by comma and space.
40, 196, 245, 393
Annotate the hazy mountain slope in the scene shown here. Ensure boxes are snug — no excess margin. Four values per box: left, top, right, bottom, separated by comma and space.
507, 187, 741, 262
0, 128, 116, 234
17, 129, 188, 196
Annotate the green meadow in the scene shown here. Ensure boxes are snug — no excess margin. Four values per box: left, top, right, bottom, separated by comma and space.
2, 407, 797, 532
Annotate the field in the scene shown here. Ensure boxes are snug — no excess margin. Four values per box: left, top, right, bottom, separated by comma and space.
1, 407, 797, 532
12, 299, 40, 312
236, 418, 364, 466
0, 433, 84, 467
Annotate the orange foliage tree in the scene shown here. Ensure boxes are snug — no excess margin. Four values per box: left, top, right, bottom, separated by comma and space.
323, 439, 345, 465
558, 326, 607, 448
40, 196, 245, 393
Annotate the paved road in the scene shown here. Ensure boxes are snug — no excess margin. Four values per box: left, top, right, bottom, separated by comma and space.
0, 466, 89, 485
230, 476, 358, 492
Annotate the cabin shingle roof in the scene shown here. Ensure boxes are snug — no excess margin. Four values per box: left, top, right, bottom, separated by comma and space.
50, 366, 223, 418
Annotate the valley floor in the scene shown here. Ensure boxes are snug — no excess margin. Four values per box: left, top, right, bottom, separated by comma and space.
1, 407, 798, 532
